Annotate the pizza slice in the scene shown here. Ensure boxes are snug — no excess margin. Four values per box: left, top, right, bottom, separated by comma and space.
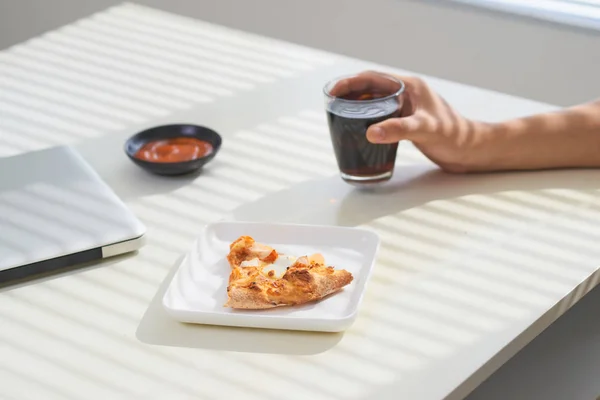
225, 236, 353, 309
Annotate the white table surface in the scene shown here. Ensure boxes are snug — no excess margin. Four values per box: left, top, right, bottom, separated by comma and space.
1, 3, 599, 400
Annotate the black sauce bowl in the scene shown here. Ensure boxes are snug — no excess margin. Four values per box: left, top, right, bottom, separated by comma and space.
124, 124, 222, 176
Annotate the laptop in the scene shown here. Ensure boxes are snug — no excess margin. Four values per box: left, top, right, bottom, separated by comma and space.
0, 146, 146, 284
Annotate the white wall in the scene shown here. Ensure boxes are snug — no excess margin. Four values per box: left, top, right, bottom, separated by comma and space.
2, 0, 600, 106
151, 0, 600, 107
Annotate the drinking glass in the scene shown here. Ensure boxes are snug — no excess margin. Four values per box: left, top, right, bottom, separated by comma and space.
323, 73, 405, 185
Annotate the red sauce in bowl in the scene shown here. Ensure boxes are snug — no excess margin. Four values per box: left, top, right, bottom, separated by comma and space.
134, 137, 213, 163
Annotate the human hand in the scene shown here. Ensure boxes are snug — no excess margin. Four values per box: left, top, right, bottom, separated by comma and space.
332, 72, 494, 173
331, 71, 600, 173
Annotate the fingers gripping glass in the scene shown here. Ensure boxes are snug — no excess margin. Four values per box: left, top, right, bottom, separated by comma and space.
324, 73, 405, 185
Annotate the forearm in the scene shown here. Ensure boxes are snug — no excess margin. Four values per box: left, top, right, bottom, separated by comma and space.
472, 100, 600, 172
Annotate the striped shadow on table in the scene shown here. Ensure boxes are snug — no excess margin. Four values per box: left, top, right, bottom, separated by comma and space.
0, 3, 335, 157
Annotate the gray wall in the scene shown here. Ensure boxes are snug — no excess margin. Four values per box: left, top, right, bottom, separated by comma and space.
1, 0, 600, 106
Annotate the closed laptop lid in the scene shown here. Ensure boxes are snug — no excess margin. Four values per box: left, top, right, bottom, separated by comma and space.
0, 146, 146, 272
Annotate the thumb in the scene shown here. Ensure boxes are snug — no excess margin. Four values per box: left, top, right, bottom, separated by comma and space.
366, 115, 423, 144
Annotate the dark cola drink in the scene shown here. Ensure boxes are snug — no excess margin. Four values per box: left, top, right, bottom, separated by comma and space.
326, 93, 401, 184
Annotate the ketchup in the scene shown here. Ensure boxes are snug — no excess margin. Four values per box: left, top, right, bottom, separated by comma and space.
134, 137, 213, 163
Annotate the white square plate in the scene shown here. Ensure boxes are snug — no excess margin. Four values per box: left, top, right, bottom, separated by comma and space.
162, 221, 380, 332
